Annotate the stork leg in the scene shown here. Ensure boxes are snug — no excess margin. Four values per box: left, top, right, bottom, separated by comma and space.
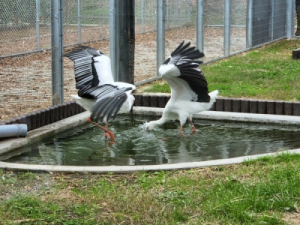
104, 123, 110, 139
188, 118, 197, 133
130, 104, 134, 126
180, 126, 183, 133
179, 126, 184, 137
87, 117, 115, 141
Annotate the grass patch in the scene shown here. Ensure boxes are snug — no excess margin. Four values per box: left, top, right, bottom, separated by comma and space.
0, 153, 299, 224
143, 39, 300, 101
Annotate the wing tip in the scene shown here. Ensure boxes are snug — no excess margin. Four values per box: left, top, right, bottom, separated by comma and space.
64, 45, 102, 58
170, 41, 205, 61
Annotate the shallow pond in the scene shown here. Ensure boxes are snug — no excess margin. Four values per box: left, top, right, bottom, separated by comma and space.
1, 116, 300, 166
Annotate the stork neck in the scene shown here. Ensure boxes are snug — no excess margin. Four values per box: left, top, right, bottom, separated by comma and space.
147, 117, 166, 130
152, 117, 166, 126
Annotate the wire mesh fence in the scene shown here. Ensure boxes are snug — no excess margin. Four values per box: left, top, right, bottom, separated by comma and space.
0, 0, 297, 122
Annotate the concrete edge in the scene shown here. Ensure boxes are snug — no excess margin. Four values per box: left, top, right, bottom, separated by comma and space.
133, 107, 300, 125
0, 112, 90, 155
0, 149, 300, 173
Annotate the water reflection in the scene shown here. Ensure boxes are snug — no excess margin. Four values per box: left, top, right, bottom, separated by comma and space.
2, 118, 300, 166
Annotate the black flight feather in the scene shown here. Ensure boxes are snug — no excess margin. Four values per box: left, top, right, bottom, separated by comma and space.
166, 41, 210, 103
65, 46, 135, 123
90, 87, 131, 122
64, 46, 102, 90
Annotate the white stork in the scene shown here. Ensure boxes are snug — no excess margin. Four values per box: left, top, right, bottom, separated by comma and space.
65, 46, 136, 141
145, 41, 218, 134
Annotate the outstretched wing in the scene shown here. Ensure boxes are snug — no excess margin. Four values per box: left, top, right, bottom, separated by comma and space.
64, 46, 114, 91
65, 46, 135, 123
159, 41, 210, 103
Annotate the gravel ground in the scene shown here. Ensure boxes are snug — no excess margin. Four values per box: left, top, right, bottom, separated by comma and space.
0, 26, 246, 121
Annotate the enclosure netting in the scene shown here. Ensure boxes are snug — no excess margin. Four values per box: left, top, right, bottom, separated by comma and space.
0, 0, 293, 121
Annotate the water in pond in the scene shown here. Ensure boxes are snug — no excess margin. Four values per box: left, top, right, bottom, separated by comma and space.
2, 116, 300, 166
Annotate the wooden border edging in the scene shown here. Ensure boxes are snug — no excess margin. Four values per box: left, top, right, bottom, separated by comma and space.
133, 94, 300, 116
0, 101, 86, 132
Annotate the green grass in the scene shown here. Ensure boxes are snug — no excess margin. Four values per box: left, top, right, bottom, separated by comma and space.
1, 39, 300, 224
0, 153, 300, 224
143, 39, 300, 101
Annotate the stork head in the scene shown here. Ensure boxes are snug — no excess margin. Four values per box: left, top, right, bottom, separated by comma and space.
143, 121, 157, 131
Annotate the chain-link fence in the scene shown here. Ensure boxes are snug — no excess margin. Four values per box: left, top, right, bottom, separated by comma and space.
0, 0, 297, 122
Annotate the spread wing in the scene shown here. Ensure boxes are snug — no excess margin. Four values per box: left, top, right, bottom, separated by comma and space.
64, 46, 114, 91
65, 46, 135, 123
159, 41, 210, 103
90, 87, 132, 122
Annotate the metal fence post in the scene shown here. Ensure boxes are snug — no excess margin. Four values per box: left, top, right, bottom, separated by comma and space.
78, 0, 81, 43
141, 0, 145, 33
196, 0, 204, 53
166, 0, 169, 28
286, 0, 295, 38
36, 0, 40, 51
188, 0, 191, 22
51, 0, 64, 105
175, 0, 179, 25
224, 0, 231, 56
246, 0, 253, 48
156, 0, 165, 76
117, 0, 135, 83
109, 0, 117, 77
109, 0, 135, 83
270, 0, 274, 40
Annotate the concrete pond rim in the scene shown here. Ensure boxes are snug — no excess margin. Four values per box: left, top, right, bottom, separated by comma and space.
0, 107, 300, 173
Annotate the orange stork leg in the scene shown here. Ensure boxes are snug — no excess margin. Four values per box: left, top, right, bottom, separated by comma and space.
104, 123, 110, 139
87, 117, 115, 141
188, 118, 197, 133
179, 125, 184, 137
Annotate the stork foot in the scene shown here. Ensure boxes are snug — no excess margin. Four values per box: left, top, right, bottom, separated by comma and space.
104, 131, 110, 139
179, 126, 185, 137
87, 117, 115, 141
192, 126, 197, 133
188, 119, 197, 133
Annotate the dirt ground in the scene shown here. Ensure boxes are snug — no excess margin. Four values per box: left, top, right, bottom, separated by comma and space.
0, 26, 246, 121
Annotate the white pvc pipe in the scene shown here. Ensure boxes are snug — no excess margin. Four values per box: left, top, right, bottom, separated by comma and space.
0, 124, 27, 138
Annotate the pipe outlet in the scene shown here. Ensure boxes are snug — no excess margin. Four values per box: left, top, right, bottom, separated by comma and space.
0, 124, 28, 138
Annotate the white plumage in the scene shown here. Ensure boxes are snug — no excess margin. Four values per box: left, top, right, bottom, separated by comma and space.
145, 41, 218, 133
65, 46, 136, 141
